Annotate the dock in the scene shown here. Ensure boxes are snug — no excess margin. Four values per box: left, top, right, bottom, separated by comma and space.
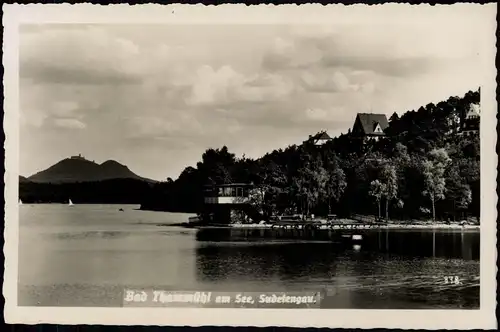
267, 220, 384, 231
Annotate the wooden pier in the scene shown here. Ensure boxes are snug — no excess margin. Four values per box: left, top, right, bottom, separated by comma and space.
269, 220, 385, 231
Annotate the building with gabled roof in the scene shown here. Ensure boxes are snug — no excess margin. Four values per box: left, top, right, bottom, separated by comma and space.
461, 103, 480, 136
466, 103, 480, 119
304, 130, 333, 146
351, 113, 389, 140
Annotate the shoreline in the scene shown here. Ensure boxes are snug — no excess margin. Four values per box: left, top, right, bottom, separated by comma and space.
20, 204, 479, 232
161, 222, 480, 231
229, 223, 480, 231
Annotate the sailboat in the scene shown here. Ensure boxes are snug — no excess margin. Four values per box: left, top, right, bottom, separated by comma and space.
19, 199, 23, 205
68, 199, 74, 206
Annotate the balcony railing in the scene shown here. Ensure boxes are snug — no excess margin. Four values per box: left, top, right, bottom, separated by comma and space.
204, 185, 251, 197
204, 196, 250, 204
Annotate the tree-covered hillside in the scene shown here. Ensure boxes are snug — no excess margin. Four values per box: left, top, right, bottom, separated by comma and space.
141, 89, 480, 222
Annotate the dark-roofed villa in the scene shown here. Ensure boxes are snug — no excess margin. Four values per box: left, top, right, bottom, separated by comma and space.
351, 113, 389, 141
304, 131, 333, 146
461, 103, 480, 137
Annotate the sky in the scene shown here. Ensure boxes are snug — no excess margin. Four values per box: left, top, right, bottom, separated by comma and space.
19, 9, 488, 181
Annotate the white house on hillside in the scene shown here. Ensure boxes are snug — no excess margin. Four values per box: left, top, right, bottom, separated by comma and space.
304, 131, 333, 146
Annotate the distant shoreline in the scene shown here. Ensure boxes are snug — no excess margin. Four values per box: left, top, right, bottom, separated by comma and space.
19, 204, 480, 231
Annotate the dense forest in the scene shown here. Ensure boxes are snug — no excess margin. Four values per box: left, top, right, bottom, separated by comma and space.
140, 88, 480, 222
20, 89, 480, 222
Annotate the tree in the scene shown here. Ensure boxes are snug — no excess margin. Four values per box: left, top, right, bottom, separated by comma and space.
252, 160, 287, 217
369, 179, 385, 219
325, 167, 347, 214
422, 148, 451, 221
135, 88, 480, 222
380, 163, 398, 220
248, 187, 265, 216
197, 146, 236, 184
456, 185, 472, 214
445, 166, 473, 220
394, 142, 410, 163
294, 153, 328, 216
389, 112, 400, 123
322, 153, 347, 214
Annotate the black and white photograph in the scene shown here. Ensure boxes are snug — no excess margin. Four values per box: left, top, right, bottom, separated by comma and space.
3, 3, 497, 329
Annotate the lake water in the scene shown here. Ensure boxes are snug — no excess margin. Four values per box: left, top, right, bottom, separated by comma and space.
18, 204, 480, 308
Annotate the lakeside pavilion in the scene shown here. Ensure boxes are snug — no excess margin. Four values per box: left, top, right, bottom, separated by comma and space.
201, 183, 257, 224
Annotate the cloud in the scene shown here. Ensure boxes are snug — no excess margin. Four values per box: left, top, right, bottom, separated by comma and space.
20, 25, 143, 85
18, 18, 487, 180
186, 65, 295, 106
20, 109, 47, 128
187, 65, 242, 106
125, 114, 203, 140
305, 107, 346, 122
238, 73, 295, 102
262, 22, 482, 79
262, 36, 323, 70
322, 55, 439, 79
53, 118, 87, 129
300, 70, 359, 93
51, 101, 80, 117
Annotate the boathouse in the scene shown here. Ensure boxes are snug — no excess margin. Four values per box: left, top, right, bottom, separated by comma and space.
201, 183, 261, 224
203, 183, 252, 204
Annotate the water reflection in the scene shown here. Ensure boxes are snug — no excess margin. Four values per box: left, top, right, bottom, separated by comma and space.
18, 205, 480, 308
193, 228, 480, 308
195, 228, 479, 260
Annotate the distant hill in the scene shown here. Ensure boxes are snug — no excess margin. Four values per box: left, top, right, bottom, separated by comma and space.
27, 156, 156, 183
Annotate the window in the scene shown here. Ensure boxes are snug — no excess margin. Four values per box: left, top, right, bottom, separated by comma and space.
236, 187, 243, 197
231, 187, 237, 197
223, 187, 231, 196
218, 187, 223, 196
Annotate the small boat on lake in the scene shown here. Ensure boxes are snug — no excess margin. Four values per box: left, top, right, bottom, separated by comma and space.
68, 199, 74, 206
19, 199, 23, 205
